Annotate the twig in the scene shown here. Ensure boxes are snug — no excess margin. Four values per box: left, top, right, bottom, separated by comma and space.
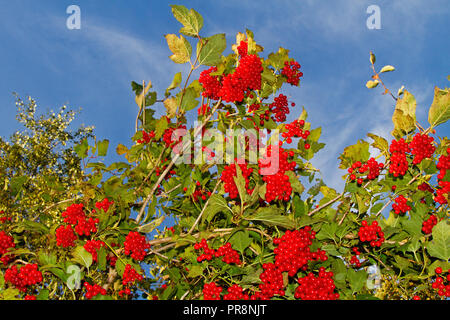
187, 180, 222, 235
43, 196, 81, 213
136, 99, 222, 224
308, 193, 343, 216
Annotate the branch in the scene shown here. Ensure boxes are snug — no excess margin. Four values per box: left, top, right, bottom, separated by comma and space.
308, 193, 343, 216
136, 99, 222, 224
187, 180, 222, 235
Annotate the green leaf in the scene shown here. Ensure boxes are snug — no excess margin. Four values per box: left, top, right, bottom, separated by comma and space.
366, 80, 379, 89
179, 87, 199, 112
315, 223, 338, 241
116, 144, 129, 156
10, 176, 28, 196
203, 194, 231, 223
138, 216, 165, 233
370, 51, 376, 65
36, 289, 50, 300
338, 140, 370, 169
347, 268, 368, 293
97, 247, 107, 271
401, 214, 422, 236
293, 195, 306, 218
187, 265, 204, 278
164, 96, 178, 118
393, 255, 411, 270
428, 86, 450, 128
166, 72, 182, 96
197, 34, 227, 66
155, 117, 169, 140
308, 127, 322, 142
285, 171, 304, 194
165, 34, 192, 64
367, 133, 389, 154
427, 220, 450, 261
267, 47, 290, 70
97, 139, 109, 157
170, 5, 203, 37
379, 65, 395, 73
228, 230, 252, 254
391, 90, 417, 138
356, 294, 380, 300
74, 138, 89, 159
233, 164, 248, 203
72, 246, 93, 269
247, 207, 295, 229
1, 288, 20, 300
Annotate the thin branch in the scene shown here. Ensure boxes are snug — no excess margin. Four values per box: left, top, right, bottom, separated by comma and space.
308, 193, 343, 216
136, 99, 222, 224
187, 180, 222, 235
43, 196, 82, 213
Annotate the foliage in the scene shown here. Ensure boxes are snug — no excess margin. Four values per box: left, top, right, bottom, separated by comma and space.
0, 5, 449, 301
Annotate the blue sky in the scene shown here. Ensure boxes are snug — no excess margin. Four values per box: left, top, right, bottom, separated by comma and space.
0, 0, 449, 191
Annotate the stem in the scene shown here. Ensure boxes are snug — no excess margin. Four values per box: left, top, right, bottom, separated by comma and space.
308, 193, 343, 216
136, 99, 222, 224
187, 180, 222, 235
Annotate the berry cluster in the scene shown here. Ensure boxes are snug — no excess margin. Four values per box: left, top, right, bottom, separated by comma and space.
237, 40, 248, 57
409, 133, 436, 165
55, 225, 78, 248
84, 240, 105, 262
270, 94, 290, 123
163, 125, 187, 150
199, 67, 222, 101
220, 162, 254, 199
418, 182, 434, 193
93, 198, 114, 214
0, 211, 11, 224
392, 195, 411, 215
4, 264, 43, 292
124, 231, 150, 261
24, 295, 36, 300
155, 158, 177, 180
192, 187, 212, 202
203, 282, 223, 300
436, 148, 450, 180
273, 227, 326, 277
223, 284, 249, 300
256, 108, 272, 127
107, 253, 118, 267
198, 103, 211, 116
215, 242, 241, 264
389, 138, 410, 177
122, 264, 143, 286
219, 54, 263, 103
282, 119, 309, 145
435, 181, 450, 205
281, 60, 303, 86
350, 247, 362, 268
61, 203, 99, 237
84, 282, 107, 300
431, 267, 450, 298
118, 287, 132, 297
294, 268, 339, 300
358, 220, 384, 247
194, 238, 216, 262
259, 145, 296, 202
194, 239, 241, 265
258, 263, 285, 299
348, 158, 384, 184
137, 130, 155, 144
421, 214, 438, 235
0, 231, 15, 264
